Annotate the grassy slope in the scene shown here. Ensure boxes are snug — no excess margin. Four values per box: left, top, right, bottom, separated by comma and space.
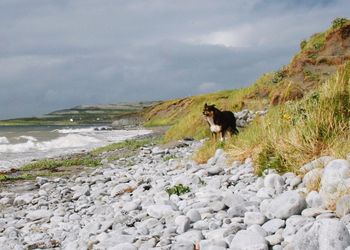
144, 18, 350, 172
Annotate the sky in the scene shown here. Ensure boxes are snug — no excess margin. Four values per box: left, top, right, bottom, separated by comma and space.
0, 0, 349, 119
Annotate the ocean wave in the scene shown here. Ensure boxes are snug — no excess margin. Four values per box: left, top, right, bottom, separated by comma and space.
55, 126, 112, 134
17, 135, 38, 142
0, 137, 9, 144
0, 134, 101, 153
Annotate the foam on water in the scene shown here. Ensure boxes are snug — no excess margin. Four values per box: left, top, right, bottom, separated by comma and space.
0, 127, 152, 171
0, 137, 9, 144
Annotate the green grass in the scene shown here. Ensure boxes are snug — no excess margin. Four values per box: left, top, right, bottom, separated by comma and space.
21, 156, 101, 171
228, 63, 350, 175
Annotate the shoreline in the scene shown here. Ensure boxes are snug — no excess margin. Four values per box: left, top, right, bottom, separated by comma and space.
0, 126, 166, 186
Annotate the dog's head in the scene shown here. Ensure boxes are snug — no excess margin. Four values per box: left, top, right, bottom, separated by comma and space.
203, 103, 216, 117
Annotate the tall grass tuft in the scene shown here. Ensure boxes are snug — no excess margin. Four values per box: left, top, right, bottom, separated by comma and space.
228, 63, 350, 175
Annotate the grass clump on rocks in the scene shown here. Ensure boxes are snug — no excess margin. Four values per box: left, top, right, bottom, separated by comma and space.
166, 184, 191, 196
228, 63, 350, 175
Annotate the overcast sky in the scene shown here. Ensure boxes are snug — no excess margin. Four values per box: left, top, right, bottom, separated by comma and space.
0, 0, 349, 119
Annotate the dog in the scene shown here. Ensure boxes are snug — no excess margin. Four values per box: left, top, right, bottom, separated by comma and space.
203, 103, 239, 141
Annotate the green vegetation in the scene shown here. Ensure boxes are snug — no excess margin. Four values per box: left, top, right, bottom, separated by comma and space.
166, 184, 191, 196
21, 156, 101, 171
228, 63, 350, 175
332, 17, 349, 29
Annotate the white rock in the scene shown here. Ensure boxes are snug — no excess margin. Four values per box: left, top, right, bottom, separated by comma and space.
200, 239, 227, 250
26, 209, 53, 221
291, 219, 350, 250
175, 230, 203, 244
247, 224, 267, 237
13, 193, 34, 206
110, 243, 137, 250
305, 191, 324, 208
230, 230, 268, 250
147, 205, 175, 219
264, 174, 284, 193
265, 229, 283, 246
260, 191, 306, 219
175, 215, 191, 234
336, 195, 350, 217
186, 209, 201, 222
223, 192, 244, 208
301, 208, 330, 217
262, 219, 285, 235
244, 212, 266, 226
319, 159, 350, 205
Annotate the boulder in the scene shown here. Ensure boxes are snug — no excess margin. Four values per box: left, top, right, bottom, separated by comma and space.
260, 191, 306, 219
291, 219, 350, 250
319, 159, 350, 206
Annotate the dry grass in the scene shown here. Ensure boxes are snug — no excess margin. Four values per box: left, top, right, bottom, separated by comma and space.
228, 63, 350, 175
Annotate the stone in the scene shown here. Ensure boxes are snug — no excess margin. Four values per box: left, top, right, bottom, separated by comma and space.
256, 187, 275, 199
110, 243, 137, 250
264, 174, 284, 193
336, 195, 350, 217
200, 239, 227, 250
227, 205, 247, 217
301, 208, 330, 217
230, 230, 268, 250
175, 215, 191, 234
291, 219, 350, 250
223, 192, 244, 208
186, 209, 201, 222
26, 209, 53, 221
305, 191, 323, 208
282, 216, 315, 243
260, 191, 306, 219
210, 201, 226, 212
13, 193, 34, 206
175, 230, 203, 244
247, 224, 267, 237
265, 229, 283, 246
244, 212, 266, 226
261, 219, 285, 235
208, 166, 224, 176
171, 241, 194, 250
319, 159, 350, 205
147, 205, 175, 219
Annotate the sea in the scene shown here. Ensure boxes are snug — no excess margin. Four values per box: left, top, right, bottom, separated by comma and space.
0, 125, 151, 172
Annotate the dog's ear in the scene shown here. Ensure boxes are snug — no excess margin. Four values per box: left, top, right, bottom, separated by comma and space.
212, 104, 216, 107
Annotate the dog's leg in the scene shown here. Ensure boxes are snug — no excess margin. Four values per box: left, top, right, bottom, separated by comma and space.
220, 130, 225, 142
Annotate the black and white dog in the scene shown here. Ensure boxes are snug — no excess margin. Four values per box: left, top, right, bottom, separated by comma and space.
203, 103, 239, 141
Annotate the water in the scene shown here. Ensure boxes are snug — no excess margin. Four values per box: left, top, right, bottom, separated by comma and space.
0, 125, 151, 171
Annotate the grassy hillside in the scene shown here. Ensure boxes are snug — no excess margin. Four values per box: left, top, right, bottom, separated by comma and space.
144, 18, 350, 173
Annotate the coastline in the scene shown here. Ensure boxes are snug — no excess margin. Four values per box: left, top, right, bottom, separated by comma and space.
0, 126, 166, 186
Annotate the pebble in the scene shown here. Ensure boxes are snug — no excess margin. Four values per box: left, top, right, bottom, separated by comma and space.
2, 137, 350, 250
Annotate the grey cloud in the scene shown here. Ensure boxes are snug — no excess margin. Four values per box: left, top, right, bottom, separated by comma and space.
0, 0, 349, 119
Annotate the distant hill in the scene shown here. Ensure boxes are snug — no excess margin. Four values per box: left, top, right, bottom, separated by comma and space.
0, 101, 159, 126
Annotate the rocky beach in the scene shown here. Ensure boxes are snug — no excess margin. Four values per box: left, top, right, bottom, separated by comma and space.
2, 126, 350, 250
